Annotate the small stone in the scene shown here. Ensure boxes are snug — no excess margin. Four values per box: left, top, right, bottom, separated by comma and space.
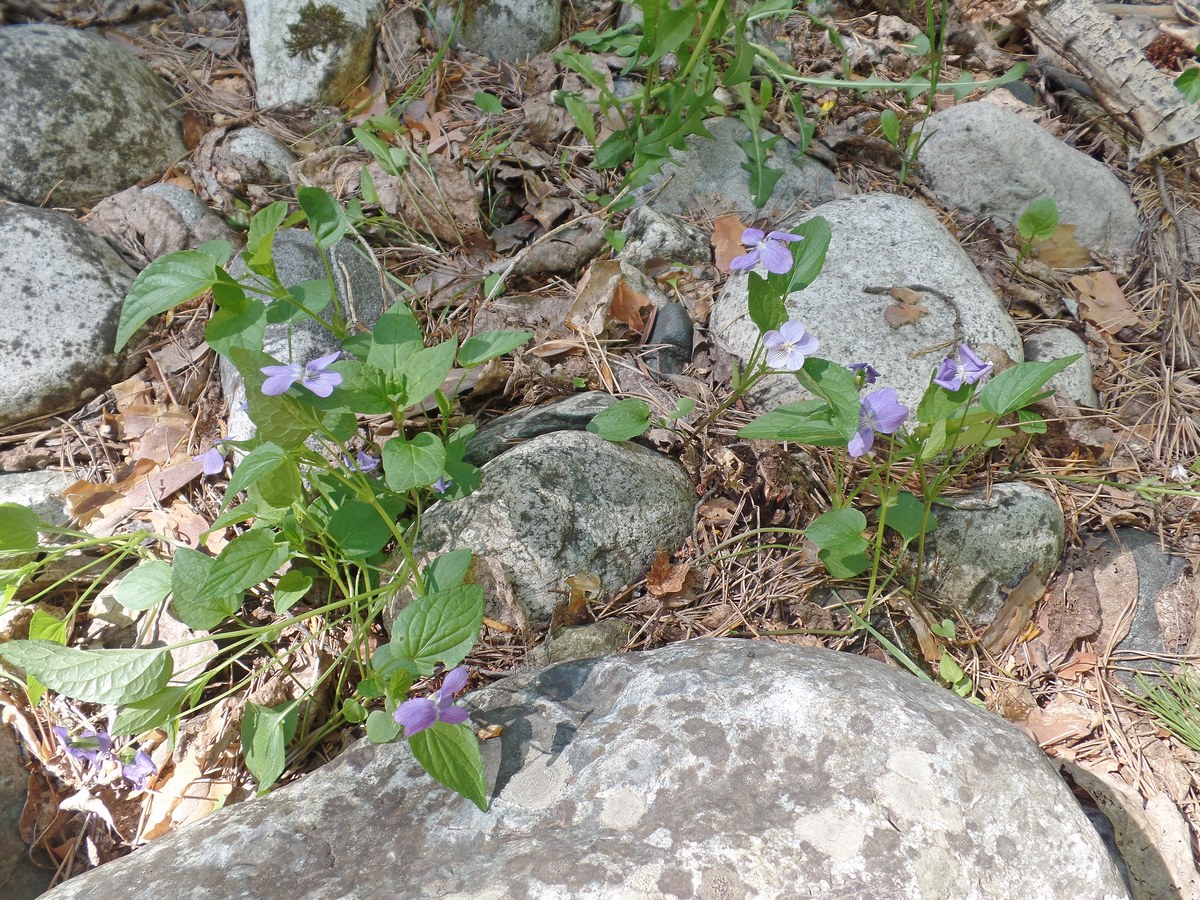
619, 206, 712, 269
641, 117, 837, 218
217, 128, 297, 184
1022, 328, 1098, 407
527, 619, 632, 665
645, 302, 694, 376
464, 393, 618, 465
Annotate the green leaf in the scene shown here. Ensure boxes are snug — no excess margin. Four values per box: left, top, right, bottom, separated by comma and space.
806, 507, 870, 578
365, 708, 403, 743
737, 400, 844, 444
561, 93, 598, 146
787, 216, 831, 294
1176, 67, 1200, 103
297, 186, 349, 249
265, 279, 333, 324
880, 108, 900, 145
883, 491, 935, 543
114, 559, 173, 611
979, 356, 1080, 416
205, 282, 265, 356
917, 375, 973, 424
1017, 408, 1049, 434
29, 609, 66, 644
367, 304, 423, 373
424, 549, 474, 593
171, 547, 240, 630
327, 500, 395, 559
796, 357, 860, 440
257, 462, 304, 509
930, 619, 956, 640
221, 443, 288, 508
113, 684, 191, 737
199, 529, 288, 599
383, 433, 446, 493
0, 503, 39, 551
596, 131, 636, 168
0, 641, 172, 705
458, 331, 533, 367
473, 91, 504, 114
342, 698, 367, 723
242, 701, 299, 792
116, 250, 218, 351
1018, 197, 1059, 243
747, 274, 788, 335
586, 398, 651, 441
273, 567, 314, 615
410, 722, 488, 811
245, 201, 289, 274
388, 584, 485, 676
395, 339, 457, 408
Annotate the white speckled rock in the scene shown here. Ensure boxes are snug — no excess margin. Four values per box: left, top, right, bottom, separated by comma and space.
1023, 327, 1098, 407
39, 640, 1130, 899
915, 102, 1140, 257
244, 0, 383, 109
218, 128, 297, 184
0, 25, 185, 207
712, 192, 1024, 413
398, 430, 695, 630
0, 205, 136, 426
431, 0, 561, 61
641, 116, 838, 218
0, 470, 71, 527
926, 482, 1065, 625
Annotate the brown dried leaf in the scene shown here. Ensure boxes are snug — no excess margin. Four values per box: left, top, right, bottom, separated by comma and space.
647, 549, 690, 597
1071, 271, 1140, 335
550, 571, 601, 630
982, 573, 1045, 656
883, 286, 930, 328
610, 280, 653, 333
712, 215, 748, 273
1034, 224, 1091, 268
1020, 696, 1100, 747
136, 753, 235, 843
368, 150, 480, 244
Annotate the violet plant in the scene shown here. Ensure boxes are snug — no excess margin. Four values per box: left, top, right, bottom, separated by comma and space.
0, 186, 531, 810
591, 216, 1080, 681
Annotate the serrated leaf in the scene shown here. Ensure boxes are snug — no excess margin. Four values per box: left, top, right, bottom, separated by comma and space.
242, 701, 298, 792
199, 529, 288, 599
410, 722, 488, 811
389, 584, 484, 676
586, 398, 651, 442
297, 186, 349, 249
116, 250, 217, 351
383, 433, 446, 493
458, 331, 532, 367
737, 400, 843, 444
0, 503, 39, 551
0, 641, 172, 705
979, 356, 1080, 416
114, 559, 173, 611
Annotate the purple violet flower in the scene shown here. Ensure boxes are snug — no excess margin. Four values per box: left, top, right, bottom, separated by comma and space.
260, 351, 344, 398
847, 388, 909, 458
393, 666, 471, 736
343, 450, 380, 473
53, 726, 113, 766
762, 320, 819, 371
433, 476, 452, 494
192, 443, 226, 476
849, 362, 881, 388
122, 750, 158, 791
933, 344, 992, 392
729, 227, 804, 275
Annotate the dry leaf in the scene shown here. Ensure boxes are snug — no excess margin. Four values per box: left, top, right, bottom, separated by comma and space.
712, 215, 748, 273
1071, 271, 1140, 334
136, 753, 235, 842
368, 150, 480, 244
883, 290, 930, 329
1019, 695, 1100, 747
1033, 224, 1091, 268
981, 573, 1045, 656
1055, 649, 1098, 680
610, 280, 654, 333
647, 549, 690, 597
550, 571, 601, 630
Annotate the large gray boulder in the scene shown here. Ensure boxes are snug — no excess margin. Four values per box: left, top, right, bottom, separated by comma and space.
41, 640, 1129, 899
0, 205, 137, 426
431, 0, 561, 61
915, 101, 1141, 257
402, 430, 695, 630
712, 192, 1024, 413
0, 25, 185, 207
